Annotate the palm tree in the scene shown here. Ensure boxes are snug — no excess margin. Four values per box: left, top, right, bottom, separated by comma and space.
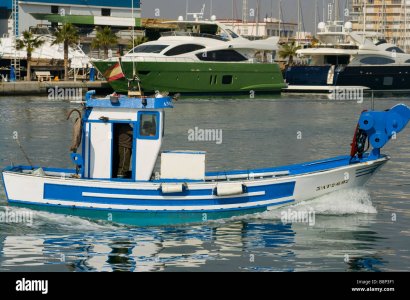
15, 31, 45, 81
128, 36, 149, 51
52, 23, 79, 81
92, 26, 118, 59
279, 42, 301, 66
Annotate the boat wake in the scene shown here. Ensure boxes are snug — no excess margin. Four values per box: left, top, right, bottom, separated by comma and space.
253, 188, 377, 221
0, 205, 120, 233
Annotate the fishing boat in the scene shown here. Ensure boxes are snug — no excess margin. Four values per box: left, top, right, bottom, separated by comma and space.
91, 16, 286, 95
2, 91, 410, 226
284, 19, 410, 93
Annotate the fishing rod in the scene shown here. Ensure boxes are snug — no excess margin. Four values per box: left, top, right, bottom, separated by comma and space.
14, 136, 34, 169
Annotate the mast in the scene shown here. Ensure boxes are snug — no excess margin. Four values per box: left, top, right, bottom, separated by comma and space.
334, 0, 339, 22
210, 0, 213, 17
186, 0, 189, 20
405, 0, 408, 52
256, 0, 260, 37
242, 0, 248, 23
323, 0, 325, 22
363, 0, 367, 33
297, 0, 301, 43
278, 0, 281, 37
315, 0, 317, 36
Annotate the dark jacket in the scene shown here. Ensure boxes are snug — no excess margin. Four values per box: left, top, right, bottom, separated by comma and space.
118, 124, 133, 149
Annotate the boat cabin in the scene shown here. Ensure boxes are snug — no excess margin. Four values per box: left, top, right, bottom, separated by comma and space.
76, 91, 205, 182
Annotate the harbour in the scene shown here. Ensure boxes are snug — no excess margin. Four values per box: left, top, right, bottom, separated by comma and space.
0, 94, 409, 271
0, 0, 409, 280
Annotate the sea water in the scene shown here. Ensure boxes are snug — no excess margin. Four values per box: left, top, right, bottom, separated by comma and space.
0, 94, 409, 272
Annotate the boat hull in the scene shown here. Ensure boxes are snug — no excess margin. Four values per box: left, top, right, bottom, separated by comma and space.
1, 156, 388, 226
92, 60, 286, 94
285, 65, 410, 91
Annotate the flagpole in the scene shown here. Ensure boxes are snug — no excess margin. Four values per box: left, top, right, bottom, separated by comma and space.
132, 0, 136, 78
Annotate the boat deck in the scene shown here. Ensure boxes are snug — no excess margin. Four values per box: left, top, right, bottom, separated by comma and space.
3, 155, 382, 183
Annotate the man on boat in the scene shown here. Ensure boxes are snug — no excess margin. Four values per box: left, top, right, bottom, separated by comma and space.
117, 124, 133, 178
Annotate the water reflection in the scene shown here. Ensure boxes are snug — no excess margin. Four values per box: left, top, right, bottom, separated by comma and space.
0, 214, 386, 272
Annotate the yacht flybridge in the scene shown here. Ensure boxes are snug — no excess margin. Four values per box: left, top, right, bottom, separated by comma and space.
284, 20, 410, 92
92, 17, 286, 95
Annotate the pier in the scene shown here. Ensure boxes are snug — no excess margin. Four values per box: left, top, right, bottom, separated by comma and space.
0, 81, 112, 96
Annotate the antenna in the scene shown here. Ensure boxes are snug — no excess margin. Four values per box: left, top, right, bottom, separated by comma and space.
186, 3, 206, 21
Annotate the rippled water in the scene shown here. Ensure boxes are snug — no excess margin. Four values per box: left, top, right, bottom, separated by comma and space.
0, 94, 409, 272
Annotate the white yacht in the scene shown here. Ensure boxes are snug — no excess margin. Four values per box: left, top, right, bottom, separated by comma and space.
92, 17, 286, 94
284, 21, 410, 92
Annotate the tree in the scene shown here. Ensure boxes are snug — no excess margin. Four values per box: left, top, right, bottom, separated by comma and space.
92, 26, 118, 59
279, 42, 302, 66
52, 23, 79, 81
15, 31, 45, 81
128, 36, 149, 51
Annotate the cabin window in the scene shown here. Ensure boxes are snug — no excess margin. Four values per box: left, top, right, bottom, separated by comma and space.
222, 75, 233, 84
196, 50, 247, 62
360, 57, 395, 65
138, 112, 159, 139
164, 44, 206, 56
385, 47, 404, 54
51, 6, 59, 14
102, 9, 111, 17
383, 77, 393, 86
130, 45, 169, 54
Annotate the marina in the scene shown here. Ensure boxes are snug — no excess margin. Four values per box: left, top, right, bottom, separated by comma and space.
0, 94, 409, 272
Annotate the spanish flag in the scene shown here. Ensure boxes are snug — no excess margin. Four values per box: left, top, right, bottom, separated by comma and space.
104, 62, 126, 82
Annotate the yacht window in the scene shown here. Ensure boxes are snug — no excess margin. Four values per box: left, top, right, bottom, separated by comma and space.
139, 113, 158, 138
196, 50, 247, 62
385, 47, 404, 54
101, 8, 111, 17
130, 45, 169, 54
222, 75, 233, 84
226, 29, 239, 39
360, 57, 395, 65
164, 44, 205, 56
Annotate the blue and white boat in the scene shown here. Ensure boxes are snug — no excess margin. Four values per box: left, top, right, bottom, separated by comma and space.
2, 91, 410, 226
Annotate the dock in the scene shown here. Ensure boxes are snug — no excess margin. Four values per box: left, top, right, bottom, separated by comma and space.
0, 81, 112, 96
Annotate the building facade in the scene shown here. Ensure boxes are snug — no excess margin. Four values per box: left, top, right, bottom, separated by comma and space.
219, 18, 297, 40
1, 0, 141, 37
351, 0, 409, 50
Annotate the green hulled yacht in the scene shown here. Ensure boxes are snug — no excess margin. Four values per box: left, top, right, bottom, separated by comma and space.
92, 17, 286, 94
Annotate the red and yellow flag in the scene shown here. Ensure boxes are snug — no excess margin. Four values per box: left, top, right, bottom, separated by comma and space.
104, 63, 125, 82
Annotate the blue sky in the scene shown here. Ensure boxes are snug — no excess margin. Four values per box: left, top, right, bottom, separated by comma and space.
141, 0, 350, 32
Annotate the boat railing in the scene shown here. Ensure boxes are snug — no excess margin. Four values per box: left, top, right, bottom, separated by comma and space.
160, 31, 228, 42
124, 56, 276, 64
305, 44, 359, 50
